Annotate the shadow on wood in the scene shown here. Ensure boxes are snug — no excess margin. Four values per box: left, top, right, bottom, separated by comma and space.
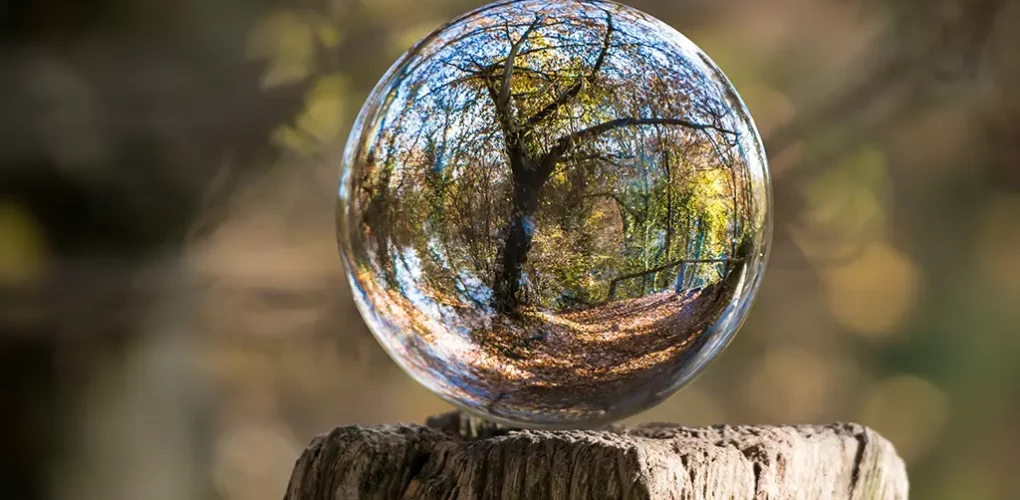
283, 411, 907, 500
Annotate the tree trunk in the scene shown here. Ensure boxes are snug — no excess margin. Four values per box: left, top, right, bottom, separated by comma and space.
675, 220, 704, 293
493, 172, 542, 313
663, 149, 674, 283
283, 410, 909, 500
492, 137, 548, 314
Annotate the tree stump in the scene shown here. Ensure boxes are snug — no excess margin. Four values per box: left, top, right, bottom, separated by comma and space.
283, 411, 907, 500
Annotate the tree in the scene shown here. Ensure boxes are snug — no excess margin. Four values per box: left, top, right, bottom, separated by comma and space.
350, 0, 756, 317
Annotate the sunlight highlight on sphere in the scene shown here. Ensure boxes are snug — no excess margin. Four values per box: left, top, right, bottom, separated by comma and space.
337, 0, 772, 426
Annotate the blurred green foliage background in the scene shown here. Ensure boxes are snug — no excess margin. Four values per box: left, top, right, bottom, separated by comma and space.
1, 0, 1019, 499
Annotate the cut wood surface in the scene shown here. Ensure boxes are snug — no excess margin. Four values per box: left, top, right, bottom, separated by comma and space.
283, 411, 907, 500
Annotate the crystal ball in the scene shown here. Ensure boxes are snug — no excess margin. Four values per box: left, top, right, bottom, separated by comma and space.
338, 0, 771, 427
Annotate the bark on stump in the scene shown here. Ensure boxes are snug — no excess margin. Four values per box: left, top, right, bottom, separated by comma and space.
283, 411, 908, 500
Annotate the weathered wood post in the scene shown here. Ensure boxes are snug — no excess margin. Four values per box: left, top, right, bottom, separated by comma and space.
283, 411, 907, 499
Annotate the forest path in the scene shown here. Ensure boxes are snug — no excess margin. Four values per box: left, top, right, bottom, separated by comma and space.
479, 286, 718, 381
460, 283, 731, 418
355, 268, 734, 420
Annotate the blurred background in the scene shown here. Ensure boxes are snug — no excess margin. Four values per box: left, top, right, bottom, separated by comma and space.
1, 0, 1018, 499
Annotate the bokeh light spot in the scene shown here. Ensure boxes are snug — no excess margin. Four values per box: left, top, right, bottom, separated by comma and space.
624, 386, 724, 427
823, 242, 919, 336
742, 346, 847, 422
975, 195, 1020, 300
273, 73, 350, 152
212, 423, 301, 500
0, 201, 50, 286
247, 10, 319, 88
861, 375, 949, 462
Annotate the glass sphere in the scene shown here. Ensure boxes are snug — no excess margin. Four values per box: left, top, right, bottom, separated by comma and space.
338, 0, 771, 427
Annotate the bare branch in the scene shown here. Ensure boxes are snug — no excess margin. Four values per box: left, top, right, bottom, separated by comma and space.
526, 12, 615, 126
497, 16, 543, 115
607, 257, 742, 300
564, 117, 734, 147
538, 117, 734, 179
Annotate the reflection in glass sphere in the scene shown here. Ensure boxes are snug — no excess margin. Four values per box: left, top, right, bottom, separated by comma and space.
338, 0, 772, 427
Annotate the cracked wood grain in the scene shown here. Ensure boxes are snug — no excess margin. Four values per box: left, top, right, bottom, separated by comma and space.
283, 411, 908, 500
